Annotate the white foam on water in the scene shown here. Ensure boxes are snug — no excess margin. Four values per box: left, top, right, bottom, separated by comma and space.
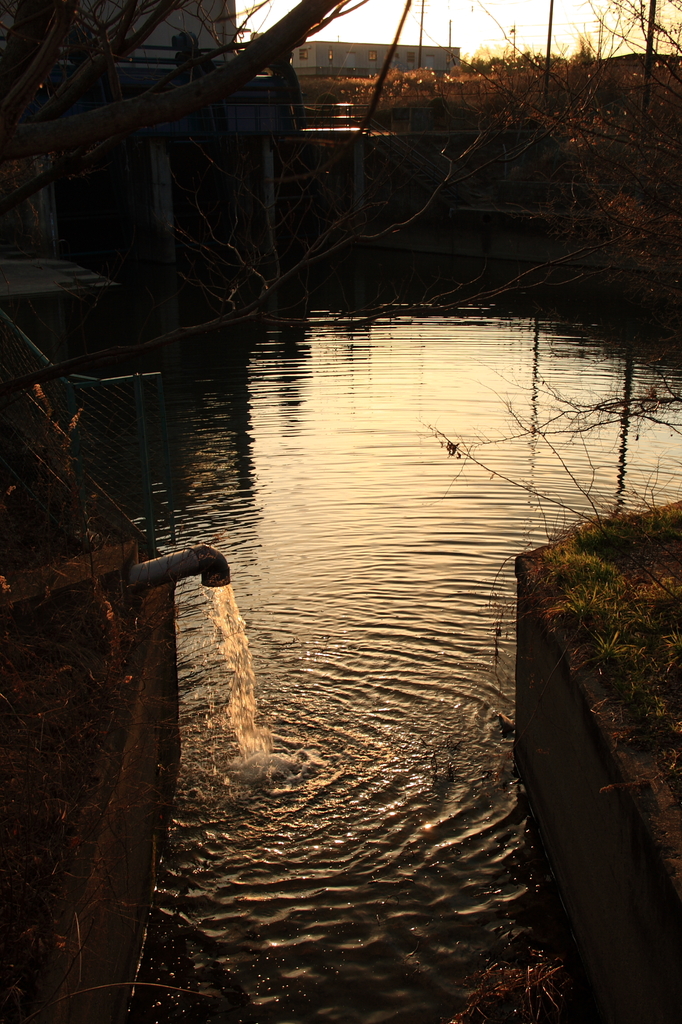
230, 745, 325, 789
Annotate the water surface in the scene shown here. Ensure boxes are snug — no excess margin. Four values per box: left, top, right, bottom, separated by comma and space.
120, 296, 682, 1024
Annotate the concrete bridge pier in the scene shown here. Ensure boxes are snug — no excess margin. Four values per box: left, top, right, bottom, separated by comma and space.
127, 138, 176, 264
31, 159, 59, 257
353, 135, 365, 211
261, 135, 277, 255
261, 135, 280, 283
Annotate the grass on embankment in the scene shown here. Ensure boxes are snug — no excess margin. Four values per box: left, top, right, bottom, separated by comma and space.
528, 503, 682, 799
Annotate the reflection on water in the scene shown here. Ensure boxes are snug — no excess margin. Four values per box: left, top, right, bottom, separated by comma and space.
111, 265, 682, 1024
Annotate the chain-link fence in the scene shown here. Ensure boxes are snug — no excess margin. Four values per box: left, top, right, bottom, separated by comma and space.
0, 309, 175, 569
68, 373, 176, 556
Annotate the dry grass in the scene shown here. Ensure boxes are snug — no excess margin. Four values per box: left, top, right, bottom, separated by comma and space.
300, 59, 660, 124
450, 951, 573, 1024
0, 577, 140, 1023
0, 384, 144, 1022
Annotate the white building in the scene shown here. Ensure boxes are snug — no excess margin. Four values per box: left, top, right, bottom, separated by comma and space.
3, 0, 238, 65
292, 40, 460, 77
133, 0, 237, 62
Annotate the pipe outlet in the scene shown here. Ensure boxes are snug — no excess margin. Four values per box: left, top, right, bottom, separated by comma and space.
128, 544, 230, 590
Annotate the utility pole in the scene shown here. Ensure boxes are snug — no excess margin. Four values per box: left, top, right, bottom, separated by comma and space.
418, 0, 426, 67
597, 17, 603, 60
643, 0, 657, 112
543, 0, 555, 102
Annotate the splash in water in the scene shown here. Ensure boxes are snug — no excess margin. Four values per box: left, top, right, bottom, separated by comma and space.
211, 586, 273, 760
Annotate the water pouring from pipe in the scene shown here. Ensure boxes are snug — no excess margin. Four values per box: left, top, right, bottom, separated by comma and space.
211, 583, 324, 789
128, 545, 287, 779
211, 585, 273, 764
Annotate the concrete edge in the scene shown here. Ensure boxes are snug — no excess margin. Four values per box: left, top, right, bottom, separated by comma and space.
514, 549, 682, 1024
31, 583, 179, 1024
0, 542, 139, 608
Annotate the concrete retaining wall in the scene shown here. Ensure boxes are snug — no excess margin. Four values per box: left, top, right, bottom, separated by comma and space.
32, 583, 178, 1024
515, 551, 682, 1024
362, 216, 615, 267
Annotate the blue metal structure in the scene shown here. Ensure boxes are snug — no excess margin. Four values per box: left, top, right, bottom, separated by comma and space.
28, 47, 304, 136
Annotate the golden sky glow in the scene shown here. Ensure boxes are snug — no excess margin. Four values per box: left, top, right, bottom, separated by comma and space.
250, 0, 618, 60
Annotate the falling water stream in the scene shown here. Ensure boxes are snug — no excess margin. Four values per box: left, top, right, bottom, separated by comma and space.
209, 587, 326, 795
213, 587, 273, 763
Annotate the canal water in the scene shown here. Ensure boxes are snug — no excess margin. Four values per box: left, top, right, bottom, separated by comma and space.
118, 263, 681, 1023
17, 255, 682, 1022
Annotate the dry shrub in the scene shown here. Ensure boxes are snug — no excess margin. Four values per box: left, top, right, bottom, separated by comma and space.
0, 159, 33, 199
451, 952, 573, 1024
302, 70, 459, 108
303, 56, 681, 128
0, 319, 148, 1021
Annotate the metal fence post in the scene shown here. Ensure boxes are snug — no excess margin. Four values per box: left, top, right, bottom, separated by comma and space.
133, 373, 157, 557
64, 379, 89, 537
155, 374, 177, 545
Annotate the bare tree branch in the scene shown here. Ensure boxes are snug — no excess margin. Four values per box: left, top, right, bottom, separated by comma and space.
3, 0, 355, 159
0, 0, 77, 148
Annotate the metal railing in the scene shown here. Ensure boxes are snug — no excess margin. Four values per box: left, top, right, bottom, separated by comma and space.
304, 103, 369, 129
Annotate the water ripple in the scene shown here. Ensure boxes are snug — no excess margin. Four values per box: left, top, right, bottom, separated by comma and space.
131, 313, 682, 1024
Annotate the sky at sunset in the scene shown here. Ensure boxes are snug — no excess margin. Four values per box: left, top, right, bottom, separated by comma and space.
248, 0, 614, 59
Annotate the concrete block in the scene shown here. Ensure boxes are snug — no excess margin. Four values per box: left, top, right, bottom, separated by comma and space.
515, 550, 682, 1024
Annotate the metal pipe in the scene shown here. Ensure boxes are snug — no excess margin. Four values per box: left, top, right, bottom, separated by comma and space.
128, 544, 230, 589
134, 373, 156, 558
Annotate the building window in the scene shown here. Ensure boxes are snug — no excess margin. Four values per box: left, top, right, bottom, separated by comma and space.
368, 49, 377, 61
328, 48, 334, 62
299, 48, 308, 59
407, 51, 415, 63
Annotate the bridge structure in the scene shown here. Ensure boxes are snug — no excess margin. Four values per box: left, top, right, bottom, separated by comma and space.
18, 41, 378, 263
12, 37, 577, 268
